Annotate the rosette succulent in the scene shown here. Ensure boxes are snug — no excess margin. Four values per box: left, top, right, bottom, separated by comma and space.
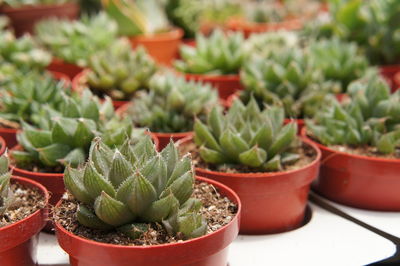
128, 73, 219, 133
0, 71, 69, 129
174, 29, 246, 75
307, 73, 400, 155
0, 153, 13, 216
240, 47, 333, 118
194, 98, 299, 171
64, 136, 207, 239
86, 39, 157, 100
244, 30, 300, 56
35, 13, 118, 67
12, 90, 139, 171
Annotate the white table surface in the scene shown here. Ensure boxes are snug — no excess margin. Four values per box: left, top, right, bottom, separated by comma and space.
37, 197, 400, 266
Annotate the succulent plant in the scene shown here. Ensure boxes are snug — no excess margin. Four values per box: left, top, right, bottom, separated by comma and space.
200, 0, 242, 25
174, 29, 246, 75
0, 153, 13, 216
194, 98, 300, 171
103, 0, 170, 36
165, 0, 203, 38
86, 39, 158, 100
307, 73, 400, 155
308, 38, 370, 92
12, 89, 139, 170
0, 71, 69, 129
0, 18, 51, 71
128, 73, 219, 133
64, 136, 207, 239
0, 0, 67, 7
240, 47, 334, 118
35, 13, 118, 67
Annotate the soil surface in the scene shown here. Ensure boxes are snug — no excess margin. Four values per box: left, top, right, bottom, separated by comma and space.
179, 142, 316, 174
0, 183, 46, 227
54, 181, 238, 246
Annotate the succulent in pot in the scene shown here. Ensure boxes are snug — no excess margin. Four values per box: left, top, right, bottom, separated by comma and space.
125, 72, 220, 149
0, 152, 49, 265
35, 13, 118, 78
103, 0, 183, 65
54, 136, 240, 266
76, 38, 157, 105
175, 29, 246, 99
0, 71, 69, 148
181, 97, 320, 233
304, 73, 400, 210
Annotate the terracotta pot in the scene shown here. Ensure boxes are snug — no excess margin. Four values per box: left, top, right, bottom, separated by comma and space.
184, 73, 243, 100
180, 136, 321, 234
393, 71, 400, 92
47, 58, 84, 80
152, 131, 193, 150
301, 128, 400, 211
0, 2, 79, 36
0, 176, 49, 266
379, 64, 400, 93
0, 71, 70, 149
54, 176, 241, 266
0, 136, 5, 155
128, 28, 184, 66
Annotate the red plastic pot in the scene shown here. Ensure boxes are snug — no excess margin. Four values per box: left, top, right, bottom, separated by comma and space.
152, 131, 193, 150
0, 71, 70, 149
0, 2, 79, 36
179, 136, 321, 234
394, 71, 400, 92
54, 176, 241, 266
47, 58, 84, 80
0, 176, 49, 266
0, 136, 5, 155
301, 128, 400, 211
129, 28, 184, 66
184, 73, 243, 100
379, 64, 400, 92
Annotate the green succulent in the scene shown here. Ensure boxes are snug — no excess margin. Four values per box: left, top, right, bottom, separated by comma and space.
200, 0, 242, 25
12, 89, 140, 170
0, 71, 69, 129
35, 13, 118, 67
128, 72, 219, 133
0, 153, 13, 216
174, 29, 246, 75
0, 0, 67, 7
308, 38, 370, 92
307, 73, 400, 155
64, 136, 207, 239
165, 0, 203, 38
242, 1, 288, 23
240, 47, 334, 118
86, 39, 158, 101
194, 98, 299, 171
244, 30, 300, 56
0, 19, 51, 71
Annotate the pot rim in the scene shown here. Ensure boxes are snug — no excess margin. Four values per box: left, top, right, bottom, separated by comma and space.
129, 27, 184, 42
301, 127, 400, 163
183, 72, 240, 81
151, 131, 194, 138
0, 1, 77, 12
0, 175, 49, 232
54, 175, 241, 250
178, 135, 321, 179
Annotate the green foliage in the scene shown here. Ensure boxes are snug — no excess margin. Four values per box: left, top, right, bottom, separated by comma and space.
194, 98, 300, 171
64, 137, 207, 239
35, 13, 118, 66
307, 73, 400, 155
175, 29, 246, 75
86, 39, 158, 100
129, 73, 219, 133
0, 153, 13, 216
165, 0, 203, 38
12, 89, 140, 170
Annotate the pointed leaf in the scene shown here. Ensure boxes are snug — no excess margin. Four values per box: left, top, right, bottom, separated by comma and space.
83, 162, 116, 200
94, 191, 135, 226
64, 166, 92, 204
77, 204, 113, 230
108, 150, 133, 187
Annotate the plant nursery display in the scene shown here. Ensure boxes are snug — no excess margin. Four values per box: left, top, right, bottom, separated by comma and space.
175, 29, 246, 99
125, 72, 219, 148
304, 73, 400, 210
0, 152, 49, 265
53, 137, 240, 266
179, 98, 320, 233
74, 38, 158, 104
103, 0, 183, 64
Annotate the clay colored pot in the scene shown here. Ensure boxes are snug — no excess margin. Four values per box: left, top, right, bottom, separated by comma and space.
129, 28, 184, 65
0, 176, 49, 266
54, 176, 241, 266
184, 73, 243, 100
393, 71, 400, 92
47, 58, 84, 80
0, 136, 5, 155
152, 131, 193, 150
302, 128, 400, 211
180, 136, 321, 234
379, 64, 400, 92
0, 2, 79, 36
